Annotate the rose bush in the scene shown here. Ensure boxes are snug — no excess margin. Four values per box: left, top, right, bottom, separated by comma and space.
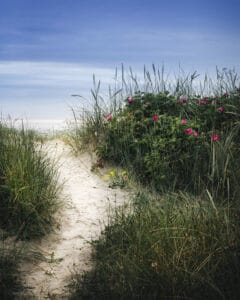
97, 90, 240, 197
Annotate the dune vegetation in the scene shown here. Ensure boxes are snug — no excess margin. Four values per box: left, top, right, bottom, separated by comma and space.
0, 122, 61, 298
69, 66, 240, 299
0, 123, 61, 239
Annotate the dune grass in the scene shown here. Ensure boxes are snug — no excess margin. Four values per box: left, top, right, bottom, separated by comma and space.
70, 192, 240, 300
0, 122, 61, 240
69, 66, 240, 299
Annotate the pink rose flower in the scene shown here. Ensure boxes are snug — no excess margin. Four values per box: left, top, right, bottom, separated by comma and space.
218, 106, 224, 112
105, 113, 112, 121
152, 115, 159, 121
185, 128, 193, 135
200, 98, 207, 105
211, 99, 216, 105
211, 133, 219, 141
177, 98, 188, 103
181, 119, 187, 124
127, 97, 134, 103
193, 131, 198, 137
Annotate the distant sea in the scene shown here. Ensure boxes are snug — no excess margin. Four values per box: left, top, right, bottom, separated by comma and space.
3, 118, 71, 134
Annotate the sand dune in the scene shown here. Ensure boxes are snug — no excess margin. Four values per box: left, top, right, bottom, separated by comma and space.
20, 140, 129, 299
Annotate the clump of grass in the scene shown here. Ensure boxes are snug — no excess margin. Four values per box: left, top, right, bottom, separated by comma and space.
0, 122, 61, 240
68, 75, 115, 153
70, 192, 240, 299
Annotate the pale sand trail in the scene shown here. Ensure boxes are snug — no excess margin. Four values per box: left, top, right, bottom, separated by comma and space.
19, 140, 129, 299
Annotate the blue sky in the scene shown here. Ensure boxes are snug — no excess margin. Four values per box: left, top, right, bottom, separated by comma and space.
0, 0, 240, 119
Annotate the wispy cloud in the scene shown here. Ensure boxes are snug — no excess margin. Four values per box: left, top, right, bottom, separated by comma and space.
0, 61, 117, 119
1, 25, 239, 68
0, 61, 114, 86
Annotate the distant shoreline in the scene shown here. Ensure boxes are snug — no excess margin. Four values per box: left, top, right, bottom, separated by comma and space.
2, 118, 69, 133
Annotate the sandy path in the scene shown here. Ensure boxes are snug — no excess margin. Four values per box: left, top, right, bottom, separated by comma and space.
20, 140, 129, 299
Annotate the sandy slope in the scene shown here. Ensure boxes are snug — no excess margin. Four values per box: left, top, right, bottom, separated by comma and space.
20, 140, 129, 299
